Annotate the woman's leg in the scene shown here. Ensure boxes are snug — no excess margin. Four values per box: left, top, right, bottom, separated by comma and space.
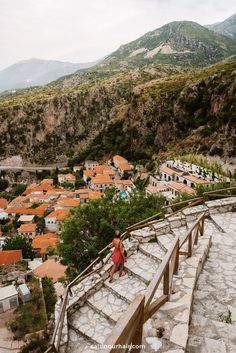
109, 263, 117, 282
119, 261, 125, 277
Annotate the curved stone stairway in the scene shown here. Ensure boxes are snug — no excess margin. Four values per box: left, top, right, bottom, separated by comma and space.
186, 210, 236, 353
54, 197, 236, 353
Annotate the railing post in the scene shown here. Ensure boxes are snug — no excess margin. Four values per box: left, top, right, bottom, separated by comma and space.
200, 218, 204, 236
131, 300, 144, 353
188, 231, 192, 257
174, 239, 179, 275
194, 225, 198, 245
163, 264, 170, 298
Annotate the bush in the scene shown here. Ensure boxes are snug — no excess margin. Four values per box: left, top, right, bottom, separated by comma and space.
42, 277, 57, 317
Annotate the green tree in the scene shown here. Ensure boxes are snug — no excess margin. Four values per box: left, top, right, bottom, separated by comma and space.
42, 277, 57, 317
0, 179, 9, 191
59, 189, 166, 278
3, 236, 35, 259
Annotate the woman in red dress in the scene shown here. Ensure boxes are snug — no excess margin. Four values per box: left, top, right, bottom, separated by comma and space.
109, 230, 126, 283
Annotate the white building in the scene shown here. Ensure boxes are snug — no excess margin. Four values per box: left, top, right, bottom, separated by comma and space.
113, 155, 128, 169
90, 175, 114, 192
45, 209, 69, 233
84, 161, 98, 171
0, 285, 19, 313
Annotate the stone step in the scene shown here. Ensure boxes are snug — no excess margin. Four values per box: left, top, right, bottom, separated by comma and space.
68, 304, 114, 345
87, 286, 129, 322
67, 328, 97, 353
156, 233, 175, 251
186, 334, 236, 353
188, 313, 236, 346
104, 271, 147, 302
124, 250, 161, 282
210, 212, 236, 232
139, 241, 167, 261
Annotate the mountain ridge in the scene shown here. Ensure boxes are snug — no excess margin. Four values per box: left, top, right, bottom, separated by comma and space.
206, 14, 236, 39
0, 58, 97, 93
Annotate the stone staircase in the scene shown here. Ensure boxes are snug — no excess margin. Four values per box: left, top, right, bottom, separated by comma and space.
186, 209, 236, 353
54, 197, 236, 353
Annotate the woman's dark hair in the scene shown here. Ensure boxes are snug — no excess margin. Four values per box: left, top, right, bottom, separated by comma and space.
113, 230, 121, 238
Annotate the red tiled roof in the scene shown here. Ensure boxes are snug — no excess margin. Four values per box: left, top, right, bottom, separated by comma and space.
18, 223, 36, 233
32, 233, 59, 254
45, 209, 70, 221
33, 259, 67, 281
0, 250, 22, 266
0, 198, 8, 209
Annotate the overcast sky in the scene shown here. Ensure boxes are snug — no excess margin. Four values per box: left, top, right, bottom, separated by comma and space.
0, 0, 236, 70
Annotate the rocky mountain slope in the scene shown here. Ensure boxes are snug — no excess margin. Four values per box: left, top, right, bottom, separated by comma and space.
100, 21, 236, 70
0, 61, 235, 165
0, 58, 97, 92
207, 14, 236, 39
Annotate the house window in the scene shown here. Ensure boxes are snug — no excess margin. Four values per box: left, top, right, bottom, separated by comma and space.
10, 297, 18, 309
0, 302, 3, 313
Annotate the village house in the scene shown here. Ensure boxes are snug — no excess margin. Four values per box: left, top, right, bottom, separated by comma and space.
32, 233, 59, 261
113, 155, 128, 169
0, 285, 19, 313
73, 165, 82, 173
145, 185, 169, 197
85, 160, 98, 171
18, 223, 37, 239
55, 198, 80, 210
33, 258, 67, 282
167, 182, 196, 198
118, 162, 133, 177
0, 198, 8, 220
18, 215, 35, 223
83, 169, 94, 183
45, 209, 70, 233
115, 180, 134, 192
58, 173, 76, 185
90, 175, 114, 192
160, 165, 210, 188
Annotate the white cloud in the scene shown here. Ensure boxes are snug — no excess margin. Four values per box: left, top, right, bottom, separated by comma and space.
0, 0, 236, 69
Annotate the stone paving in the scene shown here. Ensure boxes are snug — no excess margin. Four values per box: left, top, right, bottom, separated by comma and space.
186, 210, 236, 353
53, 197, 236, 353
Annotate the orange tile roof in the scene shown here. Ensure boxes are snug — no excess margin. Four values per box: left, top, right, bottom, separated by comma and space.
0, 198, 8, 209
88, 191, 103, 200
32, 233, 59, 254
113, 155, 127, 162
41, 179, 53, 185
83, 170, 94, 177
18, 223, 36, 233
0, 250, 22, 265
160, 165, 183, 177
91, 175, 114, 184
58, 173, 76, 181
115, 180, 133, 185
46, 209, 70, 221
33, 259, 67, 282
95, 165, 106, 174
119, 163, 132, 171
7, 203, 48, 217
183, 174, 210, 185
75, 188, 91, 194
57, 198, 80, 208
103, 167, 116, 175
168, 182, 195, 195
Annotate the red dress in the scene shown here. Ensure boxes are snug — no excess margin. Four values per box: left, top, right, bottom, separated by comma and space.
112, 241, 124, 264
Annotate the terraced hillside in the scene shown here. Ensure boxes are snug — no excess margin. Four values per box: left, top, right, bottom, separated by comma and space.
0, 61, 236, 165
